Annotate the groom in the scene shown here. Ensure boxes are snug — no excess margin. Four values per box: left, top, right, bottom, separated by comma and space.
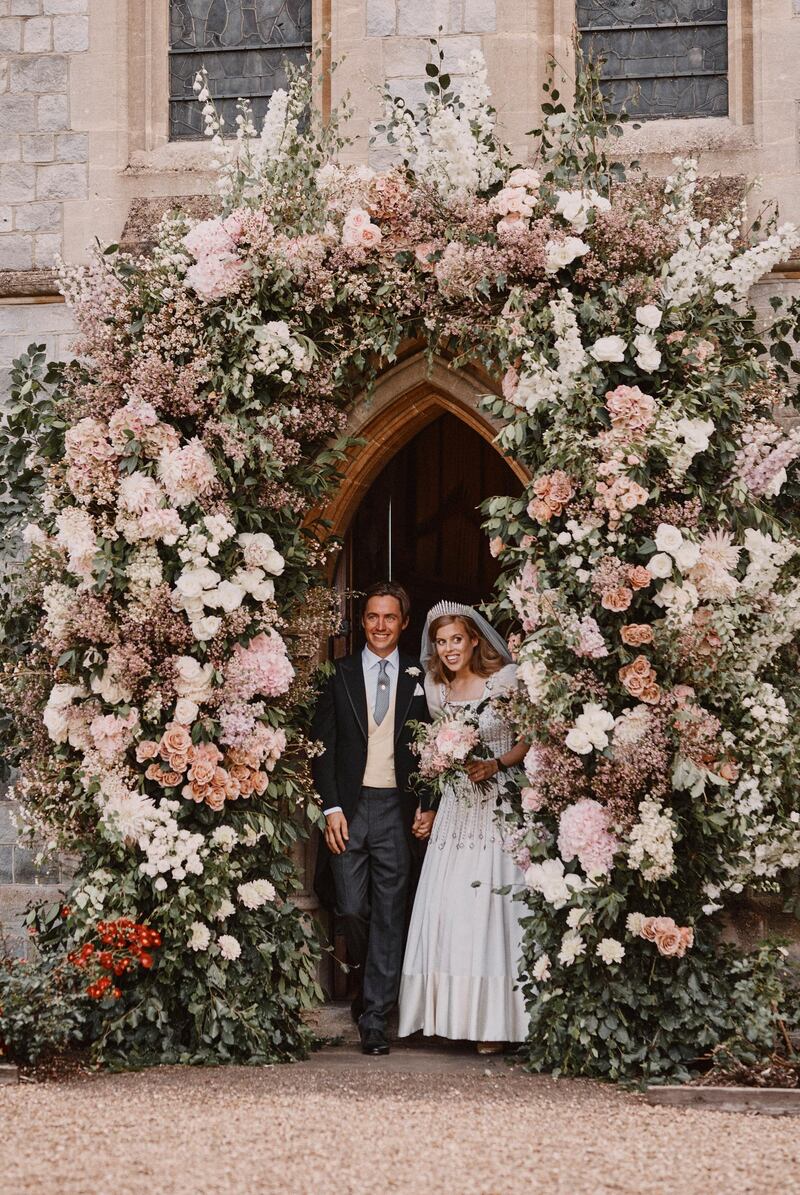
312, 581, 434, 1055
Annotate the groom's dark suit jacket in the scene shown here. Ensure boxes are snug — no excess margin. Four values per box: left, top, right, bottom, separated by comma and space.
311, 649, 432, 907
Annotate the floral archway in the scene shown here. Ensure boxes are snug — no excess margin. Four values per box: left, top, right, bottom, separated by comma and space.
1, 50, 800, 1079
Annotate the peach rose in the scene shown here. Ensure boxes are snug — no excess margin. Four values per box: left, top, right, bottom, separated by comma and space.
136, 740, 159, 762
251, 771, 269, 796
413, 241, 436, 270
188, 757, 217, 787
640, 683, 662, 705
655, 927, 683, 956
627, 565, 652, 590
601, 587, 633, 612
640, 915, 675, 942
619, 654, 657, 698
620, 624, 654, 647
718, 759, 739, 782
159, 722, 193, 769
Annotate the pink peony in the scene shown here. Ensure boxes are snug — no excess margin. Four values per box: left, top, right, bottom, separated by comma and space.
90, 710, 138, 764
557, 798, 619, 877
158, 439, 217, 508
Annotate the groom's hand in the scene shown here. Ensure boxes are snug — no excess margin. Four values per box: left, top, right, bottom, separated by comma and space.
412, 809, 436, 840
324, 810, 349, 855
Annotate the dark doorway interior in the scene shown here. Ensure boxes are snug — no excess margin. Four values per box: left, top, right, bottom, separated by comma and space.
333, 412, 524, 656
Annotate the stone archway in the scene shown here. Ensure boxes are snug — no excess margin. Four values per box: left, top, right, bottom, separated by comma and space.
322, 349, 528, 546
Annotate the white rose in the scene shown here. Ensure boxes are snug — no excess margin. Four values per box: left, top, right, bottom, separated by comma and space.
174, 656, 215, 702
654, 523, 684, 555
648, 552, 674, 579
589, 335, 626, 363
262, 549, 285, 577
174, 697, 199, 724
252, 579, 275, 603
90, 669, 133, 706
231, 567, 266, 595
154, 877, 168, 892
635, 304, 662, 330
565, 727, 593, 755
544, 236, 590, 273
674, 541, 700, 572
633, 333, 662, 373
205, 580, 245, 613
192, 615, 222, 642
555, 190, 590, 231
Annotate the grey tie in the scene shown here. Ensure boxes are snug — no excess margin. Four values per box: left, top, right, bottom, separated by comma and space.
373, 660, 390, 726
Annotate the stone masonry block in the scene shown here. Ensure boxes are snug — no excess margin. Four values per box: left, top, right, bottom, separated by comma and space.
0, 16, 22, 49
14, 198, 59, 230
389, 76, 429, 110
54, 130, 87, 161
383, 34, 480, 77
44, 0, 86, 11
37, 92, 68, 130
463, 0, 495, 32
33, 231, 59, 265
448, 0, 463, 31
22, 14, 51, 51
13, 844, 60, 884
0, 60, 8, 92
0, 94, 35, 132
0, 231, 33, 269
0, 206, 10, 232
0, 844, 11, 883
0, 799, 17, 841
0, 299, 72, 331
396, 0, 458, 36
366, 0, 395, 36
21, 132, 54, 162
36, 160, 86, 199
52, 12, 86, 50
0, 136, 20, 162
0, 162, 35, 202
10, 0, 40, 14
9, 55, 67, 93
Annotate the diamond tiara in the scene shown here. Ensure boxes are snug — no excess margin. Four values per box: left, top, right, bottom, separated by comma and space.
426, 600, 476, 622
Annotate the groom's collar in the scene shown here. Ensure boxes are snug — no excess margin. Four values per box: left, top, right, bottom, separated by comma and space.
362, 645, 400, 671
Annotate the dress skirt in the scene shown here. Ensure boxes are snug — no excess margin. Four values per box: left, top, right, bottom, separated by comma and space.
398, 779, 529, 1043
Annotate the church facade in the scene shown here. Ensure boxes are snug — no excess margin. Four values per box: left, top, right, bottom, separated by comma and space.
1, 0, 800, 951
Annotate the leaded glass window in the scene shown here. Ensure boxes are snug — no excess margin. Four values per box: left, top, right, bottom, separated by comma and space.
577, 1, 728, 120
169, 1, 312, 141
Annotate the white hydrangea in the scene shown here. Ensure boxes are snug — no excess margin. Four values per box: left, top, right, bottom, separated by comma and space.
627, 798, 676, 881
137, 799, 206, 885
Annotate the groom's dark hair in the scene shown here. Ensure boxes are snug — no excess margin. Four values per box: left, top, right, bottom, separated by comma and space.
362, 580, 411, 622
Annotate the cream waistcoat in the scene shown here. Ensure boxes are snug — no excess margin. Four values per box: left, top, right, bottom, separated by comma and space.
363, 681, 398, 788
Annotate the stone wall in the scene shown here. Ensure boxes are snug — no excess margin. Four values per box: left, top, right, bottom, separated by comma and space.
0, 794, 68, 957
0, 0, 89, 277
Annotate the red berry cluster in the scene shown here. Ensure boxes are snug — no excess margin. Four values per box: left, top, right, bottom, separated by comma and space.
67, 918, 163, 1001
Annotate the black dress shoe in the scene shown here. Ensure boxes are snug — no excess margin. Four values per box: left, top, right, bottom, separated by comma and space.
361, 1027, 390, 1056
350, 993, 364, 1024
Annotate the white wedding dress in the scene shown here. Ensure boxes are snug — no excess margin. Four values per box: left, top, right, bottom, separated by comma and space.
398, 663, 529, 1043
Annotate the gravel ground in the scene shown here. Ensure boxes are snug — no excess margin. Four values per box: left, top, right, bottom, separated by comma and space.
2, 1045, 800, 1195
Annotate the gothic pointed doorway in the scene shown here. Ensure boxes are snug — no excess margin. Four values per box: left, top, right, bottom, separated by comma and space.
333, 411, 525, 655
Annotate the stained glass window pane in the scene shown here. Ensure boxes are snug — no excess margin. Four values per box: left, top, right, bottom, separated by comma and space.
577, 1, 728, 120
169, 1, 312, 141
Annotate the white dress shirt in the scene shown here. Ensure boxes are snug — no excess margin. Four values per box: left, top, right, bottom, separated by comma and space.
323, 647, 399, 816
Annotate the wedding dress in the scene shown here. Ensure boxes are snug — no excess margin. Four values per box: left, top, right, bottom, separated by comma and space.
398, 663, 529, 1042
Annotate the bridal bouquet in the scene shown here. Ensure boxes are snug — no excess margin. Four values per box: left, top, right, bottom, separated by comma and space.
410, 707, 486, 802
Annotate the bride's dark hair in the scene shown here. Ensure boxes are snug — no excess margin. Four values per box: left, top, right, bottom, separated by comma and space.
427, 614, 505, 685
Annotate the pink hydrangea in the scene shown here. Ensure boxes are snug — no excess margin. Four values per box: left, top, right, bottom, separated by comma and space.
573, 615, 608, 659
557, 798, 619, 877
183, 218, 238, 260
185, 253, 249, 304
224, 632, 295, 702
604, 385, 656, 438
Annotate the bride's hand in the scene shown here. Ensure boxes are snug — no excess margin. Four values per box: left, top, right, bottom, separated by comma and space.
467, 758, 499, 784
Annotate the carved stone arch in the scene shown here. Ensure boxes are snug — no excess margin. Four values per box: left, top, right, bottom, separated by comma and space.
322, 351, 529, 542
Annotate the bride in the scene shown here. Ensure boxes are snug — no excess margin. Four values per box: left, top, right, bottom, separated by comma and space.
398, 601, 529, 1052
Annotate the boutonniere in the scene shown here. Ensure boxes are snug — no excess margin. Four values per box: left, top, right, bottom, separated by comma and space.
406, 666, 421, 677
